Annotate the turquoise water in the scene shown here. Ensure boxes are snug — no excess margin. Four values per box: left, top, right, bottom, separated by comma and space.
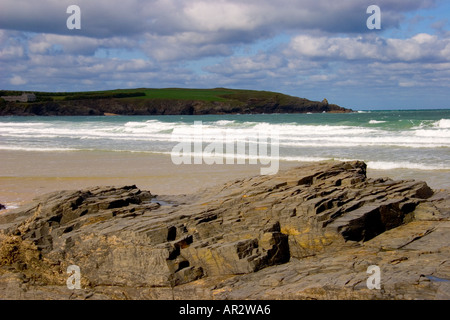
0, 109, 449, 173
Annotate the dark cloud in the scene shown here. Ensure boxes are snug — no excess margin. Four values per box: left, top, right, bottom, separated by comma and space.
0, 0, 439, 38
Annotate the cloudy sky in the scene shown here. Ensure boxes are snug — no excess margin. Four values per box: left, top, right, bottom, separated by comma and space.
1, 0, 449, 110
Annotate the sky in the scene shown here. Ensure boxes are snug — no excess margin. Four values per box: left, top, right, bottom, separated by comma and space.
0, 0, 449, 110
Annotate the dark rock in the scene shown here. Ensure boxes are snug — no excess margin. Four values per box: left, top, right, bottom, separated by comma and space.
0, 204, 5, 211
0, 161, 448, 300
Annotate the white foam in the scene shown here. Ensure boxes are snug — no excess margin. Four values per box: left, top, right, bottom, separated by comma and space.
279, 156, 332, 162
0, 122, 47, 127
123, 121, 178, 133
213, 120, 236, 126
3, 119, 448, 149
279, 134, 450, 148
414, 129, 450, 139
1, 118, 448, 167
251, 123, 377, 137
367, 161, 450, 171
435, 119, 450, 129
0, 145, 79, 152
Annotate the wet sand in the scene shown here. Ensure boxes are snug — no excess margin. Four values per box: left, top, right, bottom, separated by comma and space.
1, 149, 448, 210
0, 150, 298, 208
366, 168, 450, 191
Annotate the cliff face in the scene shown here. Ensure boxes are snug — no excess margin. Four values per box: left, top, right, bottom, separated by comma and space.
0, 93, 351, 116
1, 161, 448, 300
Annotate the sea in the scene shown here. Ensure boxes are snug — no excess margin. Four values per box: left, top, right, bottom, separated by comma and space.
0, 109, 449, 194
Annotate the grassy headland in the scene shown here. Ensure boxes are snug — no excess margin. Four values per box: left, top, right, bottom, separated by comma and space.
0, 88, 352, 116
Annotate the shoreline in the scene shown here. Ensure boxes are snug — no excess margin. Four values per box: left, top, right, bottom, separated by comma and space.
0, 149, 296, 209
1, 160, 448, 300
1, 149, 449, 211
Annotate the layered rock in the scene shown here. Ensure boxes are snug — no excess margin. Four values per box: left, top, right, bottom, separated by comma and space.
0, 161, 448, 300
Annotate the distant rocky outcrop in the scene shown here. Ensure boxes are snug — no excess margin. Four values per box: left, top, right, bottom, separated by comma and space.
0, 204, 5, 211
0, 161, 448, 300
0, 90, 351, 116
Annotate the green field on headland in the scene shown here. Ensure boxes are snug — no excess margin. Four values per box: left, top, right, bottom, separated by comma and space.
0, 88, 352, 116
2, 87, 273, 102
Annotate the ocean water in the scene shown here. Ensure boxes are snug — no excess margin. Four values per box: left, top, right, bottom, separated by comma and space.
0, 109, 449, 187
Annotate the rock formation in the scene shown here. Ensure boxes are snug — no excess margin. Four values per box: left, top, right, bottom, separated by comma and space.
0, 161, 448, 300
0, 89, 351, 116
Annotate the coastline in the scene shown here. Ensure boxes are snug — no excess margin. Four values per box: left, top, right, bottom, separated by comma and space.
1, 149, 448, 211
1, 160, 448, 300
0, 149, 296, 209
0, 88, 351, 116
2, 0, 450, 301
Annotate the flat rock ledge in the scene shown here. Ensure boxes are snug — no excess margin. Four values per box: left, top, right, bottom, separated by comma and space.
0, 161, 449, 300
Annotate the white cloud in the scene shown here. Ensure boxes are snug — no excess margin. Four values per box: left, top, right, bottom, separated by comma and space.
27, 34, 139, 56
28, 40, 52, 54
287, 33, 450, 62
0, 45, 24, 60
140, 32, 233, 61
385, 33, 447, 61
183, 1, 257, 32
0, 0, 449, 109
10, 75, 27, 85
205, 53, 285, 75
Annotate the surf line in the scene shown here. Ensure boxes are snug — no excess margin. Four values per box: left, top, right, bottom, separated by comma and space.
170, 121, 279, 175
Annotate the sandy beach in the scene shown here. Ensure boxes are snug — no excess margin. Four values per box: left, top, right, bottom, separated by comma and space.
1, 149, 448, 211
0, 150, 297, 208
